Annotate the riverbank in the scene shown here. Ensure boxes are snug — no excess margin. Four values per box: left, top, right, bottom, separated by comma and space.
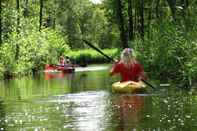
0, 48, 118, 79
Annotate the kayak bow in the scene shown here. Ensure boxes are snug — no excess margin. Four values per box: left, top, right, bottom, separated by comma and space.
44, 64, 75, 73
112, 81, 146, 93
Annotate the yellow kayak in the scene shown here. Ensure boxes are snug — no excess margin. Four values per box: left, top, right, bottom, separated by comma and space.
112, 81, 146, 93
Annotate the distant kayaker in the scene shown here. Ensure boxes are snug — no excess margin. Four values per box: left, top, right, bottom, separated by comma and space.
65, 56, 71, 64
58, 56, 66, 66
110, 48, 146, 82
58, 56, 73, 66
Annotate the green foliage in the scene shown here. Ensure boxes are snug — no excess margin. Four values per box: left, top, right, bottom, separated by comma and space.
1, 2, 18, 41
0, 29, 70, 77
182, 41, 197, 85
132, 23, 197, 85
54, 0, 115, 49
1, 0, 197, 87
67, 48, 118, 64
0, 42, 16, 77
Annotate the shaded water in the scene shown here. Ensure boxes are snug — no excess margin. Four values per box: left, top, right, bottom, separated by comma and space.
0, 65, 197, 131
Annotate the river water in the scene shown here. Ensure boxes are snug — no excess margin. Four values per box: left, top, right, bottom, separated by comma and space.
0, 65, 196, 131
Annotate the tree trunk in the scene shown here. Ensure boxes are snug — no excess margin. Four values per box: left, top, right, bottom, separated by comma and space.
139, 0, 144, 38
15, 0, 20, 61
134, 0, 137, 37
24, 0, 29, 17
147, 1, 152, 39
16, 0, 20, 33
185, 0, 188, 8
117, 0, 128, 48
39, 0, 43, 31
128, 0, 134, 41
166, 0, 176, 22
53, 17, 56, 29
53, 9, 56, 29
0, 0, 2, 45
181, 0, 186, 20
155, 0, 160, 19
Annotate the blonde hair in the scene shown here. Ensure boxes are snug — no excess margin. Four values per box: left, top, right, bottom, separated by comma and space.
120, 48, 136, 67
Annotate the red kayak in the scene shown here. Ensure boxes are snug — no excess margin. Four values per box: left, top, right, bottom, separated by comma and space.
44, 64, 75, 73
44, 71, 65, 80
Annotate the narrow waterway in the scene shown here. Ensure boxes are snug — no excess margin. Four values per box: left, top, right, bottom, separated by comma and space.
0, 65, 196, 131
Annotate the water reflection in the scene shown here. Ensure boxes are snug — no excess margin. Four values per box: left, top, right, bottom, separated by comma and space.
44, 71, 65, 80
0, 98, 6, 130
75, 66, 108, 72
44, 91, 111, 131
76, 73, 88, 90
111, 94, 145, 131
0, 65, 197, 131
44, 71, 89, 92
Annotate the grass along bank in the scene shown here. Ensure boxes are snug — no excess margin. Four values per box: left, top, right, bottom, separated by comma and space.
66, 48, 118, 65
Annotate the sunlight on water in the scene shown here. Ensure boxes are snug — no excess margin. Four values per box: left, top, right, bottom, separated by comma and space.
75, 65, 109, 72
41, 91, 111, 130
0, 66, 197, 131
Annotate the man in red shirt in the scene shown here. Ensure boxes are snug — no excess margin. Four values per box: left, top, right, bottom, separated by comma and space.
110, 48, 146, 82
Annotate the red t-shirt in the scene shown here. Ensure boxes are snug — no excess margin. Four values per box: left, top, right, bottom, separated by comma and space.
111, 61, 145, 82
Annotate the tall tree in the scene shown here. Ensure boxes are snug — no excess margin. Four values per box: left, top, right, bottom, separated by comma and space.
166, 0, 176, 22
52, 5, 56, 29
15, 0, 20, 61
16, 0, 20, 33
155, 0, 160, 19
134, 0, 138, 37
128, 0, 134, 41
39, 0, 43, 31
116, 0, 128, 48
23, 0, 29, 17
139, 0, 144, 38
0, 0, 2, 45
147, 0, 153, 38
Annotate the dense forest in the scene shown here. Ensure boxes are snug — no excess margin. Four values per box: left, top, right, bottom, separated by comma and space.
1, 0, 197, 87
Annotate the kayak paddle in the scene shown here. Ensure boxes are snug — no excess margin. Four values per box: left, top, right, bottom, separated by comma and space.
82, 39, 114, 62
82, 39, 156, 89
